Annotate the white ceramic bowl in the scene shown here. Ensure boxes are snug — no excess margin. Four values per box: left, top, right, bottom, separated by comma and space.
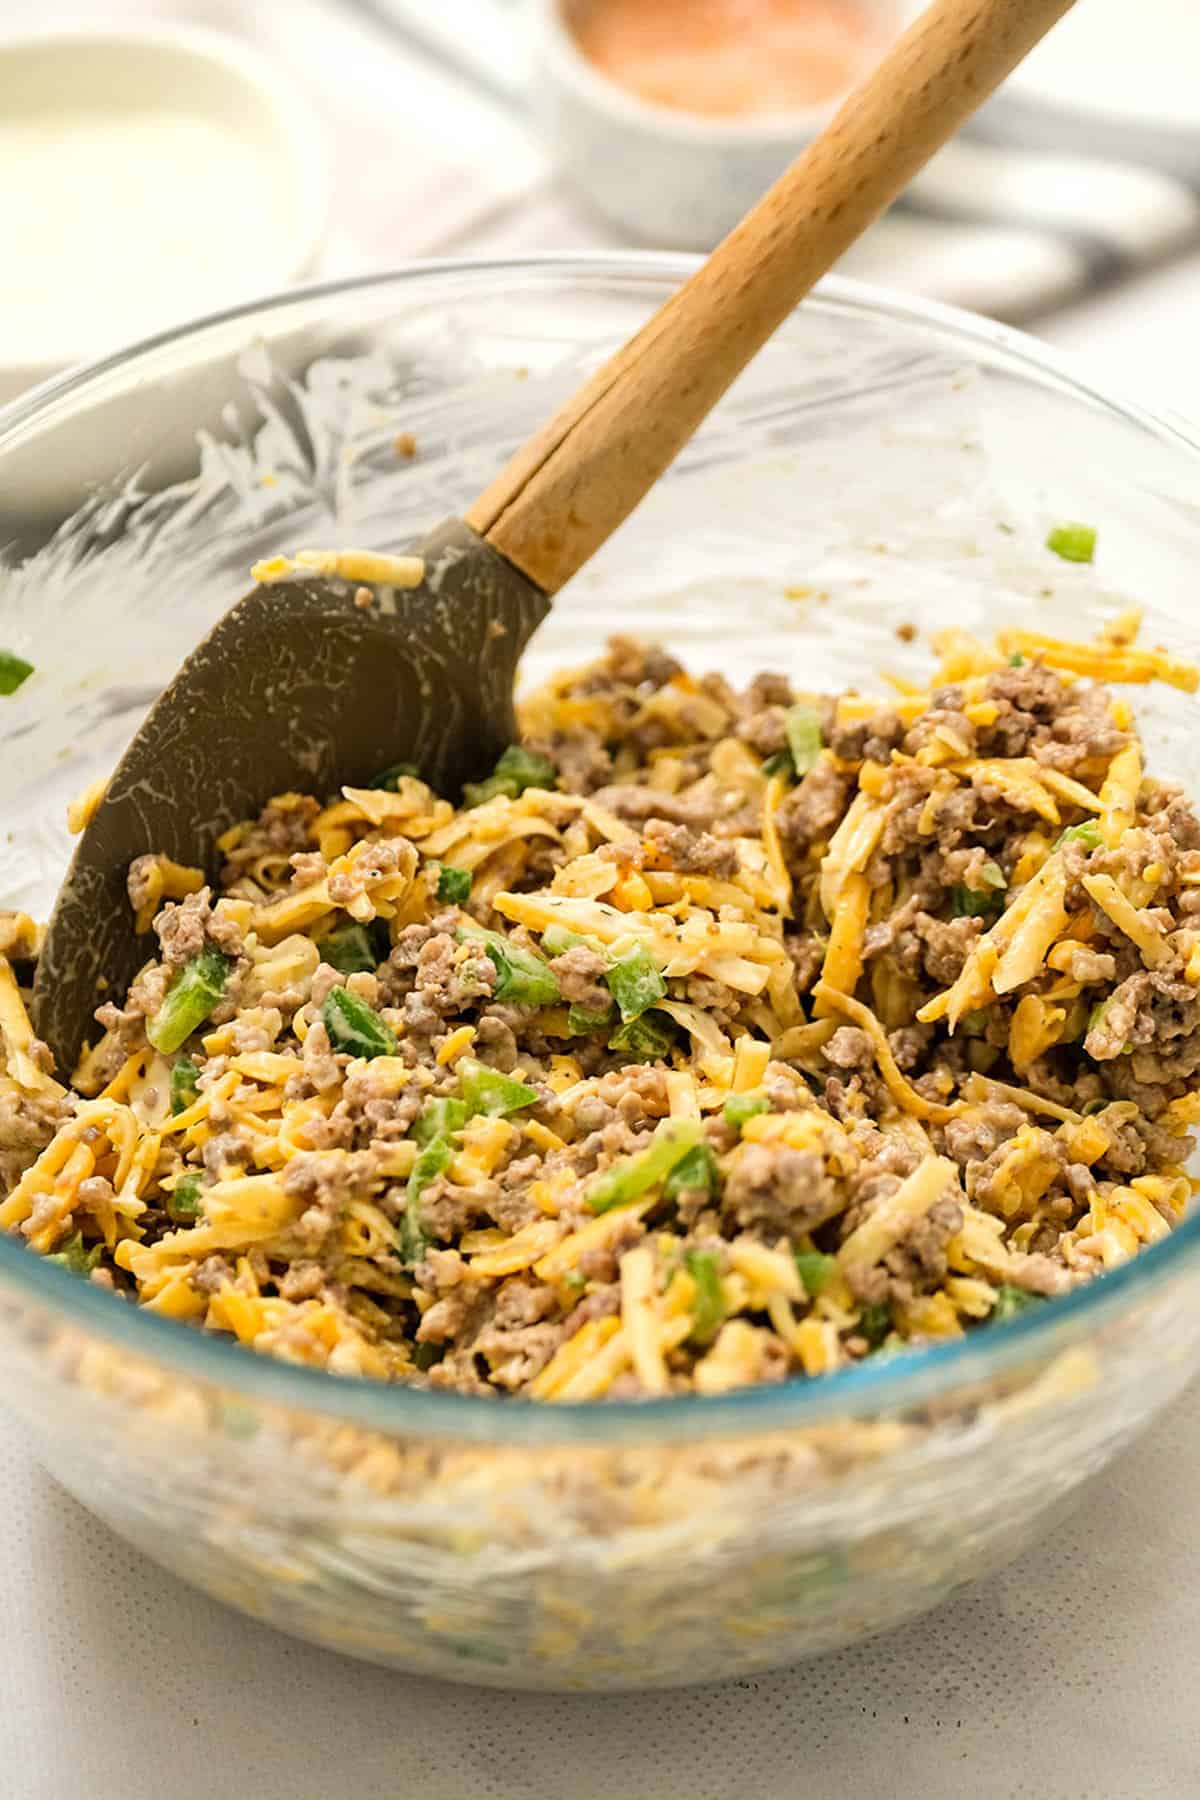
534, 0, 908, 247
0, 24, 329, 404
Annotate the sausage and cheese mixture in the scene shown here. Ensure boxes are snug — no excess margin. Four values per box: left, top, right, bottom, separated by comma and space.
3, 611, 1199, 1400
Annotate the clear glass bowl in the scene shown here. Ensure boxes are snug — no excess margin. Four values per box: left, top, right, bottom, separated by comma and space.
3, 259, 1200, 1691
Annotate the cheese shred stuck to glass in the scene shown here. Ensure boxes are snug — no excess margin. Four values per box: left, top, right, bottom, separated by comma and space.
4, 618, 1200, 1399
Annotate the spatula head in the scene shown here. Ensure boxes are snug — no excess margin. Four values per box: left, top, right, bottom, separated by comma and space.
34, 517, 550, 1075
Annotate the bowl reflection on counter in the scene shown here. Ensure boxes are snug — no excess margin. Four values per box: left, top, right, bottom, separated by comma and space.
3, 259, 1200, 1688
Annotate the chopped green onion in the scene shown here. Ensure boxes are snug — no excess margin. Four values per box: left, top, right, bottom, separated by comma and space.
412, 1342, 444, 1372
682, 1249, 725, 1343
559, 1270, 587, 1298
1008, 653, 1025, 668
1046, 522, 1096, 564
609, 1011, 676, 1061
166, 1173, 204, 1223
169, 1058, 201, 1116
979, 861, 1007, 889
146, 948, 231, 1054
436, 864, 473, 906
463, 744, 557, 807
0, 650, 34, 696
458, 924, 561, 1007
46, 1230, 103, 1276
663, 1142, 718, 1202
567, 1000, 617, 1036
794, 1250, 838, 1298
321, 986, 398, 1060
857, 1301, 891, 1347
1056, 820, 1102, 851
960, 1009, 990, 1036
605, 942, 667, 1023
403, 1135, 453, 1261
368, 761, 420, 790
761, 749, 794, 779
992, 1283, 1044, 1322
319, 923, 377, 975
723, 1092, 770, 1132
411, 1097, 468, 1147
784, 704, 824, 778
587, 1118, 703, 1214
458, 1057, 539, 1119
1081, 1097, 1109, 1116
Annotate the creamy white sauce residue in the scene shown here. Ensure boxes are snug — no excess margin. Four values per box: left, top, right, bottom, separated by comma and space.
1, 105, 293, 363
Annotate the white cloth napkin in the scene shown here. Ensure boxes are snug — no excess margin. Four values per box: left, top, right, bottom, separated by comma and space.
324, 0, 1200, 322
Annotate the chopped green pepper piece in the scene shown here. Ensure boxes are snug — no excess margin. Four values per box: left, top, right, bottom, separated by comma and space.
567, 999, 617, 1036
458, 924, 561, 1007
169, 1057, 201, 1116
857, 1301, 891, 1347
992, 1283, 1044, 1322
723, 1092, 770, 1132
1008, 653, 1025, 667
586, 1118, 703, 1214
436, 864, 473, 906
683, 1249, 725, 1343
761, 748, 794, 779
493, 744, 557, 793
463, 744, 557, 807
368, 761, 420, 790
319, 923, 377, 975
167, 1173, 204, 1224
540, 924, 591, 958
412, 1342, 443, 1372
794, 1250, 838, 1298
146, 947, 231, 1054
403, 1135, 453, 1262
664, 1142, 718, 1202
609, 1011, 676, 1061
321, 986, 398, 1060
952, 883, 1004, 919
461, 772, 520, 807
979, 861, 1007, 889
1086, 999, 1110, 1039
46, 1230, 103, 1276
605, 942, 666, 1023
458, 1057, 539, 1118
1046, 522, 1096, 564
0, 650, 34, 696
1081, 1097, 1109, 1116
784, 704, 824, 778
411, 1097, 468, 1147
1056, 820, 1102, 851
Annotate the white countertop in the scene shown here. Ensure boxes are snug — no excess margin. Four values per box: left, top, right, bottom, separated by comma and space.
3, 3, 1200, 1794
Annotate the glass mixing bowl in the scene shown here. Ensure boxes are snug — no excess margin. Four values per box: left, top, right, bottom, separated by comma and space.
3, 260, 1200, 1691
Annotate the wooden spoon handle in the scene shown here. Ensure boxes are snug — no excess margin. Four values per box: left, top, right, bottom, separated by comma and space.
466, 0, 1075, 595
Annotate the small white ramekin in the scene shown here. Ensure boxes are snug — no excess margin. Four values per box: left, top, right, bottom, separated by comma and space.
533, 0, 910, 247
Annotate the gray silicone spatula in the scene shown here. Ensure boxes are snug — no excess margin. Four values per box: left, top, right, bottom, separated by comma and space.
35, 0, 1076, 1072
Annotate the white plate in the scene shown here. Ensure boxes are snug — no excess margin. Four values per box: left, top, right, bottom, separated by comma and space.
0, 25, 329, 404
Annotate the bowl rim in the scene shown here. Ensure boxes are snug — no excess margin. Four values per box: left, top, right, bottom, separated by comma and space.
0, 20, 330, 392
5, 252, 1200, 1446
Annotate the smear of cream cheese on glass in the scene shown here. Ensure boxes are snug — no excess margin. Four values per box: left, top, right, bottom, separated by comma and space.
1, 104, 294, 364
